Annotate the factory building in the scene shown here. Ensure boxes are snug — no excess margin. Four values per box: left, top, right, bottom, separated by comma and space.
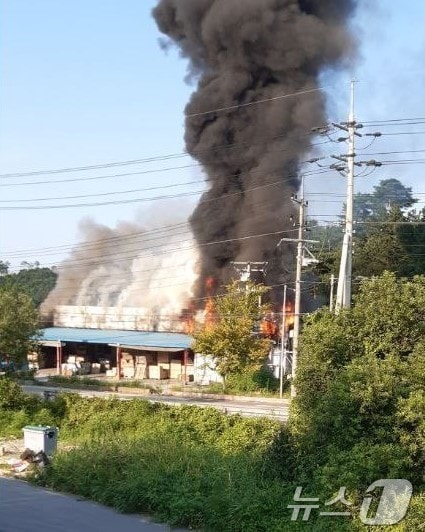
36, 327, 195, 381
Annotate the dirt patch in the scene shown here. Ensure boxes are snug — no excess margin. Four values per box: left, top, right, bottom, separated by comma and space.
0, 437, 26, 477
0, 436, 73, 478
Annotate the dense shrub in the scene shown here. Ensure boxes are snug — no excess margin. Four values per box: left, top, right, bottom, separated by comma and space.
0, 377, 65, 437
4, 272, 425, 532
40, 438, 297, 532
293, 273, 425, 501
0, 376, 27, 410
226, 365, 281, 394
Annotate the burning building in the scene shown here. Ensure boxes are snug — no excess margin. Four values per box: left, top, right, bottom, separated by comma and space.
153, 0, 357, 306
42, 0, 357, 333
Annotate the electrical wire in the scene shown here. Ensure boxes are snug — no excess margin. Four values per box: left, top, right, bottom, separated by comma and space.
1, 115, 424, 183
0, 127, 330, 181
185, 86, 326, 118
0, 167, 329, 210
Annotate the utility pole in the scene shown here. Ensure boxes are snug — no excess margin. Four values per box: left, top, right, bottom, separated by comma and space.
308, 82, 382, 311
329, 273, 335, 313
231, 261, 268, 307
279, 284, 287, 399
291, 176, 307, 398
231, 262, 268, 287
278, 177, 318, 398
335, 81, 360, 310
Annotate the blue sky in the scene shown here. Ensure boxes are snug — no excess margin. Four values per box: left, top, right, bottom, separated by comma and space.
1, 0, 425, 269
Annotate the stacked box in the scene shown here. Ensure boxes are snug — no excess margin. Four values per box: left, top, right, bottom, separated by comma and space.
121, 352, 135, 379
170, 361, 182, 379
91, 363, 101, 374
134, 355, 148, 379
149, 366, 169, 380
79, 362, 91, 375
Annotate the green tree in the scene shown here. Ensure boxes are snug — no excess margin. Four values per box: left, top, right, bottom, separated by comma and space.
310, 179, 424, 292
0, 285, 40, 365
352, 207, 410, 277
0, 261, 10, 276
193, 281, 271, 382
0, 265, 57, 307
396, 207, 425, 276
354, 178, 417, 226
292, 272, 425, 492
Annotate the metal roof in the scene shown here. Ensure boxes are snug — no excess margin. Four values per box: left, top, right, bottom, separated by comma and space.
39, 327, 193, 350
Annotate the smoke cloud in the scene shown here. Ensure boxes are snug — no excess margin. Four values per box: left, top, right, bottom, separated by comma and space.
153, 0, 357, 301
42, 204, 199, 327
43, 1, 357, 328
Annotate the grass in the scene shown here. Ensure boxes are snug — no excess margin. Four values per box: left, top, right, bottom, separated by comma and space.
46, 375, 161, 393
1, 378, 424, 530
170, 382, 285, 398
34, 395, 425, 531
39, 439, 298, 531
46, 375, 282, 397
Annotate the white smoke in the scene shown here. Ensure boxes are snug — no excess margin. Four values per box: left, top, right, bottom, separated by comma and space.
42, 202, 200, 330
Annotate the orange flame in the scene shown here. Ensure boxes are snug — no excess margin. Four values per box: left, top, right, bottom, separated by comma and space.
204, 276, 216, 329
204, 298, 215, 329
284, 300, 294, 330
260, 313, 278, 338
205, 276, 215, 291
182, 277, 217, 333
182, 302, 196, 334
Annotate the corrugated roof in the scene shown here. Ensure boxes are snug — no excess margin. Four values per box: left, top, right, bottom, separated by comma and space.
39, 327, 193, 350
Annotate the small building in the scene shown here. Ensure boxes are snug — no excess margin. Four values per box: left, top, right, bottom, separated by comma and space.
36, 327, 195, 382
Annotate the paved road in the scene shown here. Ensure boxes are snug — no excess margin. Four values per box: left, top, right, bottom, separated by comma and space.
22, 385, 290, 422
0, 478, 179, 532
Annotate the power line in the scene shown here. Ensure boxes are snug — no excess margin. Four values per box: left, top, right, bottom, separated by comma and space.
0, 137, 333, 188
3, 182, 424, 260
362, 117, 425, 124
0, 168, 329, 210
1, 189, 297, 262
0, 125, 330, 181
186, 86, 326, 117
47, 227, 299, 272
3, 192, 300, 268
0, 182, 206, 204
380, 131, 425, 136
0, 222, 190, 258
1, 113, 423, 182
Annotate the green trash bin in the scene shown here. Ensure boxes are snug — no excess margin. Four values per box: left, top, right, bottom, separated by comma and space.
22, 425, 58, 456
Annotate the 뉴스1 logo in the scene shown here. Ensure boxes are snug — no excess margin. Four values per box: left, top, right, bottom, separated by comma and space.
288, 479, 413, 525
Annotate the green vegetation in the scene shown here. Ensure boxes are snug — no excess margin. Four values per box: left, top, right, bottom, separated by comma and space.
293, 273, 425, 491
0, 265, 57, 308
1, 359, 424, 530
0, 284, 40, 366
0, 378, 64, 437
225, 365, 281, 394
46, 375, 160, 393
1, 271, 424, 529
194, 281, 272, 385
310, 179, 425, 296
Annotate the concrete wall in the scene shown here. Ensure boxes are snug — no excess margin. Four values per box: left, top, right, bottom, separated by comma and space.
194, 354, 223, 385
53, 305, 185, 332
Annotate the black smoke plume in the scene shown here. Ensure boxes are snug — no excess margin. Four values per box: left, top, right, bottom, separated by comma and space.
153, 0, 357, 303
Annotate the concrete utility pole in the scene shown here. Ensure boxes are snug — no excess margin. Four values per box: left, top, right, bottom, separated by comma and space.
279, 284, 287, 399
329, 273, 336, 313
291, 176, 307, 398
309, 82, 382, 312
278, 176, 318, 398
335, 81, 361, 310
231, 262, 268, 284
